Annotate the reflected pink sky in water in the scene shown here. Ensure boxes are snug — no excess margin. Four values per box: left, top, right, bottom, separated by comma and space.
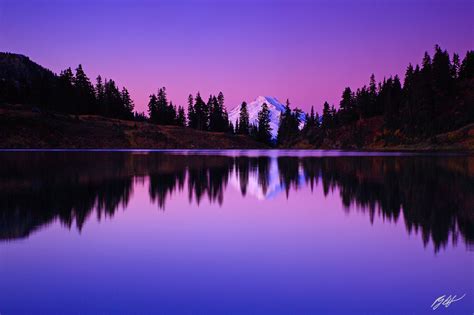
1, 0, 473, 113
1, 175, 472, 314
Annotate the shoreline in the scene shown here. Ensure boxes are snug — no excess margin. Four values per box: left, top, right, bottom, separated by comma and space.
0, 148, 471, 155
1, 106, 472, 152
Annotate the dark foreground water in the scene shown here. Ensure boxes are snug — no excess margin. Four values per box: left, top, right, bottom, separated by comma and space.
0, 150, 473, 315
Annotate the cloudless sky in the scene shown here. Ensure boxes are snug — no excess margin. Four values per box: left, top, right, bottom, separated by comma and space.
1, 0, 473, 113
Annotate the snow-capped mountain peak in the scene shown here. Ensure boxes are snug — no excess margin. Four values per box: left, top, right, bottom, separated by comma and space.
228, 96, 305, 139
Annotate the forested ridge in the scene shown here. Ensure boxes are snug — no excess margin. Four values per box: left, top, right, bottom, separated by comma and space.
1, 45, 473, 149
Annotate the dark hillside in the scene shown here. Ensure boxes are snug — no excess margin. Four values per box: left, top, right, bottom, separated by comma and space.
0, 53, 57, 106
0, 105, 267, 149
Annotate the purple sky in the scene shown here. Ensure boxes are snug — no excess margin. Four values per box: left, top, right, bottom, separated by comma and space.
1, 0, 472, 113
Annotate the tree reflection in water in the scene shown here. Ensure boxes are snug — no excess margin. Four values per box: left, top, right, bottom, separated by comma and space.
0, 151, 472, 252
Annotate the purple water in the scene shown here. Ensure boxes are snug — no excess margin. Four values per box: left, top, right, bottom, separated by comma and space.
0, 151, 472, 314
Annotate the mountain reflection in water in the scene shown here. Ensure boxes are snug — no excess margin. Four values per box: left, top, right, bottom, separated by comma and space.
0, 151, 472, 253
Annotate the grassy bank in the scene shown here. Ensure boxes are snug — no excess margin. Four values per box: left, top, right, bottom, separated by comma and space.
0, 106, 268, 149
1, 105, 473, 151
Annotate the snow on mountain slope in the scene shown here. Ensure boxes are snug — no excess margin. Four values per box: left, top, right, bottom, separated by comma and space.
228, 96, 306, 139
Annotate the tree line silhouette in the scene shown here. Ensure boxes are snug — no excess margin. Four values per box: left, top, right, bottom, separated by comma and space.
142, 45, 473, 148
295, 46, 474, 147
0, 54, 136, 120
212, 45, 474, 146
0, 45, 472, 147
0, 151, 472, 252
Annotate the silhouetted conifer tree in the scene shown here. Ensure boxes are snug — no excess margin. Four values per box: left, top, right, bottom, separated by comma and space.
73, 64, 96, 114
121, 87, 134, 120
155, 87, 169, 124
104, 79, 123, 118
321, 101, 332, 129
238, 101, 250, 135
277, 99, 301, 145
95, 75, 105, 115
459, 51, 474, 80
187, 94, 197, 128
194, 92, 208, 130
257, 102, 272, 145
338, 87, 357, 124
368, 73, 378, 116
176, 106, 186, 126
208, 92, 229, 132
148, 94, 158, 123
58, 67, 75, 112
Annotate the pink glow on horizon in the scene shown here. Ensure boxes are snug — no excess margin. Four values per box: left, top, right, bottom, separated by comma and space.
1, 0, 472, 114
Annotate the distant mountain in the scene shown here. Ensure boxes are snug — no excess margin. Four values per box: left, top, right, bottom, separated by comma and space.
228, 96, 306, 139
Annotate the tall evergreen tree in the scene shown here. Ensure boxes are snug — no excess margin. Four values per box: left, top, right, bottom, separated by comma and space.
217, 92, 225, 110
58, 67, 75, 112
73, 64, 96, 114
218, 92, 230, 132
340, 87, 354, 111
238, 101, 250, 135
194, 92, 208, 130
104, 79, 122, 118
148, 94, 158, 123
176, 106, 186, 126
401, 64, 415, 128
155, 87, 169, 124
302, 105, 321, 135
339, 87, 357, 124
309, 106, 316, 127
420, 51, 435, 133
459, 51, 474, 123
208, 95, 219, 131
121, 87, 134, 119
208, 92, 229, 132
321, 101, 332, 129
95, 75, 105, 115
368, 73, 378, 116
167, 101, 177, 125
432, 45, 452, 104
354, 86, 370, 119
256, 102, 272, 145
277, 99, 300, 145
187, 94, 197, 128
382, 76, 402, 129
459, 51, 474, 80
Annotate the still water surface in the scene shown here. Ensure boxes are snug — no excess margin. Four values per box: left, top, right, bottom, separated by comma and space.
0, 150, 473, 314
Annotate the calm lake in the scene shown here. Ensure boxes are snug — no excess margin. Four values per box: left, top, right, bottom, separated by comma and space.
0, 150, 472, 314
